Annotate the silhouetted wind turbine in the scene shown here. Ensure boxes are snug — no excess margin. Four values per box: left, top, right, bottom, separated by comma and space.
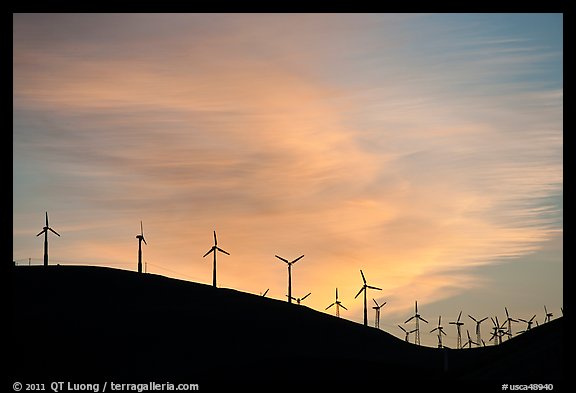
275, 254, 304, 304
36, 212, 60, 267
325, 288, 347, 317
287, 292, 311, 305
430, 315, 447, 348
468, 314, 488, 346
518, 314, 536, 333
489, 317, 509, 345
203, 230, 230, 287
449, 311, 464, 349
372, 299, 386, 329
135, 221, 147, 274
354, 270, 382, 326
398, 325, 418, 342
544, 305, 553, 323
504, 307, 519, 339
463, 329, 479, 349
405, 301, 428, 345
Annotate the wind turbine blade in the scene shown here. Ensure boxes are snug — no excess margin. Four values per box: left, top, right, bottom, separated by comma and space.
415, 300, 418, 313
468, 315, 477, 323
367, 285, 382, 291
340, 304, 348, 310
45, 212, 49, 226
325, 303, 335, 310
430, 327, 438, 333
373, 299, 379, 307
141, 221, 143, 236
457, 311, 462, 322
410, 329, 418, 334
479, 317, 488, 323
217, 247, 230, 255
262, 289, 269, 297
360, 270, 366, 284
275, 255, 289, 263
530, 315, 536, 322
405, 316, 414, 324
419, 316, 429, 323
36, 229, 46, 237
441, 330, 447, 336
292, 255, 305, 264
335, 288, 339, 300
302, 292, 311, 300
203, 248, 214, 258
398, 325, 407, 333
354, 286, 365, 299
48, 228, 61, 237
142, 237, 147, 245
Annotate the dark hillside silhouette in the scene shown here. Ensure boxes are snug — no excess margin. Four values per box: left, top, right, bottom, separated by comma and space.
10, 266, 562, 387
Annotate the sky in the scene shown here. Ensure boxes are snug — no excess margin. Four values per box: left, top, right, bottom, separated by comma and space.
13, 13, 563, 348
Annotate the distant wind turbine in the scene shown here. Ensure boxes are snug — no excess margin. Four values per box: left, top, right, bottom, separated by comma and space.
462, 329, 479, 349
504, 307, 519, 340
430, 315, 447, 348
275, 254, 304, 304
518, 314, 536, 333
398, 325, 418, 342
544, 305, 553, 323
354, 270, 382, 326
449, 311, 464, 349
372, 299, 386, 329
203, 230, 230, 287
468, 314, 488, 346
135, 221, 147, 274
405, 301, 428, 345
325, 288, 347, 317
287, 292, 311, 305
36, 212, 60, 267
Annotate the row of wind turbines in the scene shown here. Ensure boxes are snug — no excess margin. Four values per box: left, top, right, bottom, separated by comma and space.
34, 213, 560, 348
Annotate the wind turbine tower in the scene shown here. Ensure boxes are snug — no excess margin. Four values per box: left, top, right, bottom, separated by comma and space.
354, 270, 382, 326
325, 288, 347, 317
449, 311, 464, 349
275, 254, 304, 303
405, 301, 428, 345
372, 299, 386, 329
36, 212, 60, 267
430, 315, 447, 348
135, 221, 147, 274
203, 230, 230, 287
468, 314, 488, 346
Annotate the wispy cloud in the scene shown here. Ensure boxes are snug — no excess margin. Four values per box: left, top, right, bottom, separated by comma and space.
13, 14, 562, 338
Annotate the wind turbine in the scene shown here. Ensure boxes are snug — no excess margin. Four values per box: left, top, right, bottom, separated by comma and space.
462, 329, 479, 349
287, 292, 311, 305
372, 299, 386, 329
275, 254, 304, 304
398, 325, 418, 342
518, 314, 536, 333
203, 230, 230, 287
354, 270, 382, 326
489, 317, 509, 345
405, 301, 428, 345
325, 288, 347, 317
544, 305, 553, 323
449, 311, 464, 349
468, 314, 488, 346
36, 212, 60, 267
504, 307, 519, 339
430, 315, 447, 348
261, 288, 269, 297
135, 221, 147, 274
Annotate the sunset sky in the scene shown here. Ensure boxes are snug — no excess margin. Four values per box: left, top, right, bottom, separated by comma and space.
13, 13, 562, 347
